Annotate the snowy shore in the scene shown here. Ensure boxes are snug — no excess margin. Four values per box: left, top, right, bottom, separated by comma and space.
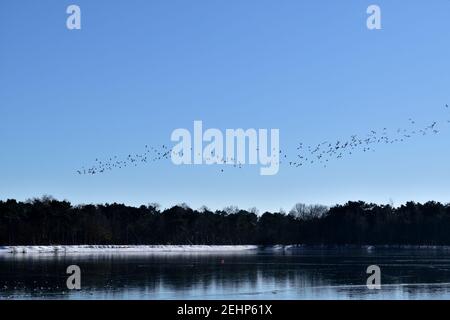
0, 245, 260, 255
1, 244, 448, 255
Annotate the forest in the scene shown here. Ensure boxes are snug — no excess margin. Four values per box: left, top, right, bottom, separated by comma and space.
1, 196, 450, 245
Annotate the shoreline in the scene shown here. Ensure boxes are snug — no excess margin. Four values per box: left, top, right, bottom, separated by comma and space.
1, 244, 450, 255
0, 245, 260, 254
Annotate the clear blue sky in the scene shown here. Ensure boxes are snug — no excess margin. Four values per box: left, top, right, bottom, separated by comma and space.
1, 0, 450, 212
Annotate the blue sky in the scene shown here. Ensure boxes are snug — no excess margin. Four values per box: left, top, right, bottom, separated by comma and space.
1, 0, 450, 211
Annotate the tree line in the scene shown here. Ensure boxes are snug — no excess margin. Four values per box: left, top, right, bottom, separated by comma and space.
1, 196, 450, 245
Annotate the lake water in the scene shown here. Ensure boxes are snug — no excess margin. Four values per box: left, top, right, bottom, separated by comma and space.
2, 247, 450, 299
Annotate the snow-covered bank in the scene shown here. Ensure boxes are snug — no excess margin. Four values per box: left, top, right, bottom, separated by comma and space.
0, 245, 259, 255
2, 244, 450, 255
280, 244, 450, 251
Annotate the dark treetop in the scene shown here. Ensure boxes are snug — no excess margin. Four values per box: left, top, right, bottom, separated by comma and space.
1, 197, 450, 246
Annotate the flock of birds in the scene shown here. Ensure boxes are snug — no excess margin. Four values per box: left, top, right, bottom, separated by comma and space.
77, 144, 251, 175
287, 104, 450, 169
77, 145, 172, 175
77, 104, 450, 175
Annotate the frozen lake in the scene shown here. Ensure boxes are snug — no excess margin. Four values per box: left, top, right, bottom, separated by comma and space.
2, 246, 450, 299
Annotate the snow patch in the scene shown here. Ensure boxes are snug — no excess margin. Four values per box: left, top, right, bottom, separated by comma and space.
0, 245, 259, 255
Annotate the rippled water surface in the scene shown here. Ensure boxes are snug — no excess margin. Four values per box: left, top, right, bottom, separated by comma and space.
2, 247, 450, 299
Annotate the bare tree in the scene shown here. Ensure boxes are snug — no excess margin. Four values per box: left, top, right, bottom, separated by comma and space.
223, 205, 239, 214
248, 207, 259, 215
289, 203, 328, 220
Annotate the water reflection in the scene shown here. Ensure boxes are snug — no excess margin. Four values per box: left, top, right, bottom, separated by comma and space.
2, 248, 450, 299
